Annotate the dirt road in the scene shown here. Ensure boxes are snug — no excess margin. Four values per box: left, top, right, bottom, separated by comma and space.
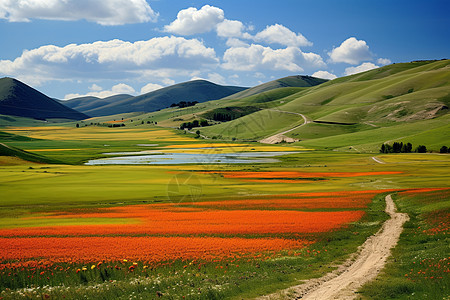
259, 110, 309, 144
258, 194, 409, 300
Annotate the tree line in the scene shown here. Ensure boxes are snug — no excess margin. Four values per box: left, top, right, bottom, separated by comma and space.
179, 119, 209, 130
170, 101, 198, 108
380, 142, 449, 153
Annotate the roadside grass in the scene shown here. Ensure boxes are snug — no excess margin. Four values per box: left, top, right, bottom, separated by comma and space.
358, 189, 450, 299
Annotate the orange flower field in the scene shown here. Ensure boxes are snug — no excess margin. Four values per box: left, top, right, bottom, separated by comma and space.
0, 236, 311, 266
0, 190, 382, 268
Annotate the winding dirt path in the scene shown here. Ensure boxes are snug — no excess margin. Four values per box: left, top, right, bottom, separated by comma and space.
258, 194, 409, 300
259, 110, 309, 144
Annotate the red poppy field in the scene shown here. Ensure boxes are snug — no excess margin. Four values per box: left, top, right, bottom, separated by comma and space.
0, 190, 371, 268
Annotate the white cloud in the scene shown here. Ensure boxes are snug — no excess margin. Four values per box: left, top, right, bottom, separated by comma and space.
111, 83, 135, 94
207, 73, 226, 85
225, 38, 249, 48
312, 70, 337, 80
254, 24, 312, 47
164, 5, 224, 35
344, 62, 379, 76
222, 44, 325, 72
329, 37, 372, 64
0, 0, 158, 25
64, 83, 135, 100
216, 19, 245, 38
0, 37, 218, 84
89, 84, 102, 91
140, 83, 163, 94
162, 78, 175, 86
377, 58, 391, 65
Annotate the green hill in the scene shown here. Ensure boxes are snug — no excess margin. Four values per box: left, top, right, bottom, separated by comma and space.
197, 60, 450, 151
223, 75, 327, 100
0, 78, 88, 120
0, 142, 62, 164
59, 94, 132, 116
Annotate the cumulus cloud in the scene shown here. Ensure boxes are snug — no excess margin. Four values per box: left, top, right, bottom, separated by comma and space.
225, 38, 249, 48
329, 37, 373, 64
89, 83, 102, 92
64, 83, 136, 100
162, 78, 175, 86
0, 36, 218, 84
312, 70, 337, 80
377, 58, 392, 65
164, 5, 224, 35
222, 44, 325, 72
216, 19, 246, 38
0, 0, 158, 25
344, 62, 379, 76
140, 83, 164, 94
254, 24, 312, 47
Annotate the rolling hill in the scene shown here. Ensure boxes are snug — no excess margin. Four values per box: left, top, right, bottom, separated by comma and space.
58, 94, 132, 116
223, 75, 327, 100
156, 60, 450, 151
63, 80, 247, 117
0, 78, 88, 120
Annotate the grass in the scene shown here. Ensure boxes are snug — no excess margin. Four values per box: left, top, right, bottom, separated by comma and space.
358, 189, 449, 299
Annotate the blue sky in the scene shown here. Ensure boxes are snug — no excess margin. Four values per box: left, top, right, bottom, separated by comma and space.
0, 0, 448, 99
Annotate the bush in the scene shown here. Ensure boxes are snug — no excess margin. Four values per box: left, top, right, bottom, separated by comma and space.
440, 146, 448, 153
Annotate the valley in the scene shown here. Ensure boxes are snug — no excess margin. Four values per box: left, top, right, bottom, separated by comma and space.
0, 60, 449, 299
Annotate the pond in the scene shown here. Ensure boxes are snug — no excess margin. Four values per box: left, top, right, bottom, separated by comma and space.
85, 151, 299, 165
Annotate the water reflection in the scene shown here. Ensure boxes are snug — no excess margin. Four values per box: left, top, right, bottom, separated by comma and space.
85, 151, 299, 165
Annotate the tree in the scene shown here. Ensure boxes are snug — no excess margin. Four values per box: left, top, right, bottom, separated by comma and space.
416, 145, 427, 153
393, 142, 403, 153
76, 123, 79, 128
405, 142, 413, 153
440, 146, 448, 153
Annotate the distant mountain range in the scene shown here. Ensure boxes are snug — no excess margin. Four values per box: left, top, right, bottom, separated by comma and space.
0, 75, 328, 120
0, 78, 88, 120
62, 80, 248, 117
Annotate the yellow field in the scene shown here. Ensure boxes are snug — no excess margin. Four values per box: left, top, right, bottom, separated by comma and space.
4, 127, 196, 141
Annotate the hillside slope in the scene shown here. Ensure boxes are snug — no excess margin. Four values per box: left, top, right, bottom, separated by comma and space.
0, 78, 88, 120
224, 75, 327, 100
68, 80, 247, 117
199, 60, 450, 150
60, 94, 132, 116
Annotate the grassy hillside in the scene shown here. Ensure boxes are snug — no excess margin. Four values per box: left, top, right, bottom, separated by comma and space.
0, 78, 88, 120
196, 60, 449, 151
224, 75, 327, 100
0, 143, 62, 164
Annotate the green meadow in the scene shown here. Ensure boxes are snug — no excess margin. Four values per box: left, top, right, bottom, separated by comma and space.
0, 123, 449, 299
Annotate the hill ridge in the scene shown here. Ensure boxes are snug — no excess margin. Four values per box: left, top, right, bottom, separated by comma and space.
0, 77, 88, 120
